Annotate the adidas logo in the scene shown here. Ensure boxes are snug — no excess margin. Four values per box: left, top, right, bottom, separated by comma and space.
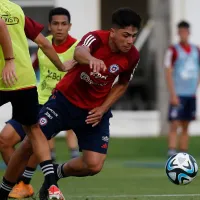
101, 143, 108, 149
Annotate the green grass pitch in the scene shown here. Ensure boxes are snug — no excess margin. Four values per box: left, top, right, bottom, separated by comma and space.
1, 136, 200, 200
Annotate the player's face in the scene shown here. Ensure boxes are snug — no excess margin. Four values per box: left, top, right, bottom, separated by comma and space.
111, 26, 138, 52
49, 15, 71, 42
178, 27, 190, 43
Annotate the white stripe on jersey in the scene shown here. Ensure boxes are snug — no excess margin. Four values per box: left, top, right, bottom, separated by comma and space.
83, 34, 96, 47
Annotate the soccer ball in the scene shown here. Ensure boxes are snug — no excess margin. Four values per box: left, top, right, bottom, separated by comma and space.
165, 152, 198, 185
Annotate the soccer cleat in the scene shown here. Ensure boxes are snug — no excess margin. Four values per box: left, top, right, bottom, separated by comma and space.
8, 181, 34, 198
48, 185, 65, 200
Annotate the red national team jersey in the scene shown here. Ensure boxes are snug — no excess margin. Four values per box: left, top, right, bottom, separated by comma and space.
56, 30, 140, 110
25, 16, 44, 40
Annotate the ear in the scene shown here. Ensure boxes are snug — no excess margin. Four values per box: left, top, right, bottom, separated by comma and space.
48, 23, 51, 32
68, 23, 72, 31
110, 28, 115, 37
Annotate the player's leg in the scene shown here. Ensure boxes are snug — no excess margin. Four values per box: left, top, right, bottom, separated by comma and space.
42, 109, 111, 186
49, 138, 56, 162
0, 120, 34, 199
178, 96, 196, 152
179, 121, 189, 152
168, 120, 179, 157
38, 93, 111, 199
66, 130, 79, 158
0, 135, 33, 199
56, 150, 106, 178
0, 122, 22, 164
167, 98, 184, 157
17, 89, 57, 188
0, 92, 29, 199
0, 89, 64, 200
9, 153, 37, 199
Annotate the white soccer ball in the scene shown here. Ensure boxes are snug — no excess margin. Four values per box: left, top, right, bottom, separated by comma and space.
165, 152, 198, 185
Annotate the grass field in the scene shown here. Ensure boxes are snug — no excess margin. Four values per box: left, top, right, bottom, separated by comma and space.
1, 136, 200, 200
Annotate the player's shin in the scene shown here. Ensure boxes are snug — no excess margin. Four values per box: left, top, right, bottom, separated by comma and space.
0, 138, 32, 198
0, 177, 16, 199
25, 125, 58, 188
54, 156, 103, 179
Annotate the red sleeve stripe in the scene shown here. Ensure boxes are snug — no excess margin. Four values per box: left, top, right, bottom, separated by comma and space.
83, 34, 96, 47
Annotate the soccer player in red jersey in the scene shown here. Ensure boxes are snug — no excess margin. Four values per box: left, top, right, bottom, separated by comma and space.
2, 7, 141, 199
39, 7, 141, 199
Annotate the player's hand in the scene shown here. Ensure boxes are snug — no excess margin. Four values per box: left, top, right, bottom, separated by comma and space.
86, 106, 106, 127
63, 59, 77, 71
2, 60, 17, 87
170, 95, 179, 106
89, 57, 106, 73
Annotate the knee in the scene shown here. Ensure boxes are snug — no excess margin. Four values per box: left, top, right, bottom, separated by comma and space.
170, 122, 179, 132
181, 123, 189, 134
0, 134, 13, 151
87, 162, 104, 176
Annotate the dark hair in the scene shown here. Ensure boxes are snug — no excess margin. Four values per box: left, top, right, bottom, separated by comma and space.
112, 8, 142, 30
177, 21, 190, 29
49, 7, 71, 23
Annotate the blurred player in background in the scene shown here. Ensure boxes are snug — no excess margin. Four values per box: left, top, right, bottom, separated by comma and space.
0, 1, 74, 199
164, 21, 200, 158
0, 7, 79, 199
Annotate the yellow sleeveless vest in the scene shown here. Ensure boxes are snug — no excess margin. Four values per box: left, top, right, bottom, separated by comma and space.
0, 0, 36, 90
37, 35, 78, 105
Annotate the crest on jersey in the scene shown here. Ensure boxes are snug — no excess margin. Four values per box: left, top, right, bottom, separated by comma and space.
109, 64, 119, 73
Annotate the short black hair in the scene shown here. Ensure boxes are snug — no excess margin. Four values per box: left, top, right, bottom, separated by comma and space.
49, 7, 71, 23
112, 8, 142, 30
177, 21, 190, 29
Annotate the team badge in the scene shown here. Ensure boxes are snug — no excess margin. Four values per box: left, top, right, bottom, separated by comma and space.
109, 64, 119, 73
39, 117, 48, 126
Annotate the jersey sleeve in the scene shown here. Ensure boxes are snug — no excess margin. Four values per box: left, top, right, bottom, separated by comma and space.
77, 32, 101, 53
163, 46, 177, 68
24, 16, 44, 41
118, 52, 140, 84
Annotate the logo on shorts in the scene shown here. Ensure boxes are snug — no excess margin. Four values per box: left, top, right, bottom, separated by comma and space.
39, 117, 48, 126
109, 64, 119, 73
170, 108, 178, 118
102, 136, 109, 142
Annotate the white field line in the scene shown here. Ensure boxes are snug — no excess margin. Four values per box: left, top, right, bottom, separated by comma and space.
66, 194, 200, 198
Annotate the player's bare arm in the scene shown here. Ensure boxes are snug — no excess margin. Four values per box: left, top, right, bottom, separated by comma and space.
0, 18, 17, 87
63, 59, 78, 71
164, 48, 179, 106
86, 82, 129, 127
74, 45, 106, 72
34, 33, 69, 72
165, 67, 179, 106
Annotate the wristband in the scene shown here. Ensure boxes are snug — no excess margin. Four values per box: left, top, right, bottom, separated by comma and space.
5, 57, 15, 61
